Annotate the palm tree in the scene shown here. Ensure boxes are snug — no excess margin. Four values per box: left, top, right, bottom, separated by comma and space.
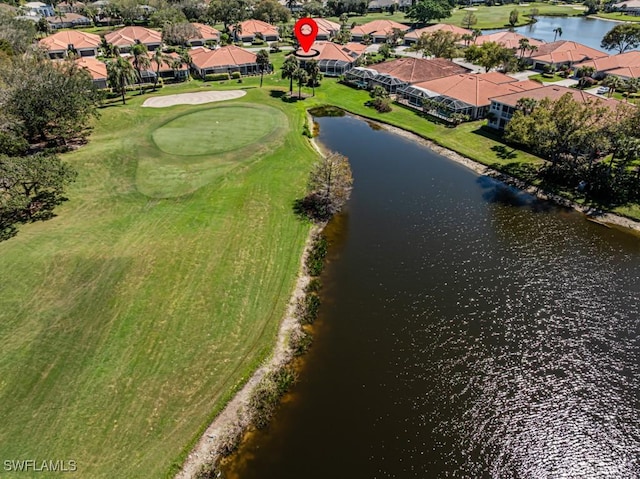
293, 67, 308, 99
256, 49, 270, 88
576, 65, 595, 88
131, 43, 151, 93
461, 33, 473, 47
603, 74, 622, 97
152, 48, 165, 91
107, 56, 136, 104
472, 29, 481, 44
281, 55, 298, 95
305, 59, 321, 96
624, 78, 640, 101
553, 27, 563, 42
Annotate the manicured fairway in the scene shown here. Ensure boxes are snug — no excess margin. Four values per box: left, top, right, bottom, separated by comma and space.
0, 89, 316, 478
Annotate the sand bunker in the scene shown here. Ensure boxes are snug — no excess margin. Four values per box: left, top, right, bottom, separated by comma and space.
142, 90, 246, 108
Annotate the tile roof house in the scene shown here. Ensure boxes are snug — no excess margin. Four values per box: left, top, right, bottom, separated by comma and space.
528, 41, 608, 70
313, 18, 341, 40
22, 1, 54, 18
296, 42, 366, 76
46, 12, 92, 29
346, 57, 470, 93
75, 56, 108, 88
232, 19, 279, 43
57, 1, 85, 13
612, 0, 640, 15
186, 23, 220, 47
404, 24, 472, 45
472, 31, 545, 54
190, 45, 260, 77
397, 72, 541, 120
574, 51, 640, 79
351, 19, 410, 43
39, 30, 101, 58
487, 85, 622, 130
104, 26, 162, 53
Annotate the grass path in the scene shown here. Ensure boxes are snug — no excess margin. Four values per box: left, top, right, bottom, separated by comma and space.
0, 88, 316, 478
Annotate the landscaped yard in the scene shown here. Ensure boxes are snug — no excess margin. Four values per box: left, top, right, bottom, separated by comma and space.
528, 73, 566, 83
0, 87, 316, 478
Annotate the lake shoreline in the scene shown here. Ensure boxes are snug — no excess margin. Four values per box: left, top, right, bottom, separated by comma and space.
351, 113, 640, 234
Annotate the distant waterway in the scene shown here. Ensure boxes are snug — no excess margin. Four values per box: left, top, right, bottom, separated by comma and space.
221, 115, 640, 478
484, 15, 627, 52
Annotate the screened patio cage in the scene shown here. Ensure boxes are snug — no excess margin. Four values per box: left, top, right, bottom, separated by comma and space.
369, 73, 408, 94
344, 67, 378, 88
318, 59, 353, 76
397, 85, 476, 118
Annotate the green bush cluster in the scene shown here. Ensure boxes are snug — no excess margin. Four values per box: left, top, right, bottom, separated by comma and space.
204, 73, 230, 81
231, 71, 241, 79
306, 234, 328, 276
248, 368, 297, 429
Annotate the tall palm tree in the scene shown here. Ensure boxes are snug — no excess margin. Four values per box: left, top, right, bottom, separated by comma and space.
603, 74, 622, 97
518, 38, 530, 58
256, 49, 270, 88
281, 55, 298, 95
624, 77, 640, 101
576, 65, 595, 88
553, 27, 563, 42
131, 43, 151, 93
107, 56, 136, 104
305, 59, 321, 96
472, 29, 481, 44
152, 48, 165, 90
293, 67, 308, 99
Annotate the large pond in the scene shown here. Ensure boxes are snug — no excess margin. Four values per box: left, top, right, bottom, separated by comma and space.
221, 115, 640, 478
484, 15, 625, 52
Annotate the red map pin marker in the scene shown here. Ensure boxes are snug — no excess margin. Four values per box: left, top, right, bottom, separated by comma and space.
294, 18, 318, 53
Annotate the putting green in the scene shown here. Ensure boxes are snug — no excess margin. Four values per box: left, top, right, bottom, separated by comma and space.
139, 103, 288, 198
151, 105, 281, 156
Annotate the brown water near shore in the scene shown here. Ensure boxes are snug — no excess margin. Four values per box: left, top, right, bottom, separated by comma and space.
222, 114, 640, 479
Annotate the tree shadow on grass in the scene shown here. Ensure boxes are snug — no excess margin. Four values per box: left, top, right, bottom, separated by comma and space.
491, 144, 518, 160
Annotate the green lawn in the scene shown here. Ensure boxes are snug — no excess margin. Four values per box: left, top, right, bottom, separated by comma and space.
529, 73, 566, 83
329, 2, 586, 29
593, 11, 640, 22
0, 87, 316, 478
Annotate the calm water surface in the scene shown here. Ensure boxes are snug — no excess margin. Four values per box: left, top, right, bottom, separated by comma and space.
485, 15, 625, 52
222, 115, 640, 478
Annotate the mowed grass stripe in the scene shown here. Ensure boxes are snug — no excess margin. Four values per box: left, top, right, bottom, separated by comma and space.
0, 89, 315, 478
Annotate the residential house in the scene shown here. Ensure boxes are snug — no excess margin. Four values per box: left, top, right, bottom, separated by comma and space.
296, 42, 367, 76
528, 41, 608, 70
46, 13, 92, 29
404, 24, 472, 46
22, 1, 54, 18
397, 72, 541, 120
351, 19, 410, 43
105, 26, 163, 53
76, 56, 108, 88
128, 52, 189, 82
346, 57, 469, 93
368, 0, 412, 12
611, 0, 640, 15
190, 45, 260, 77
314, 18, 341, 41
39, 30, 101, 58
487, 85, 621, 131
57, 1, 86, 13
186, 23, 220, 47
232, 19, 279, 43
472, 31, 545, 55
574, 51, 640, 80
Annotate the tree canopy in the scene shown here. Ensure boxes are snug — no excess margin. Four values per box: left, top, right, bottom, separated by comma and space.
253, 0, 290, 24
464, 41, 516, 72
416, 30, 460, 59
601, 23, 640, 53
406, 0, 453, 25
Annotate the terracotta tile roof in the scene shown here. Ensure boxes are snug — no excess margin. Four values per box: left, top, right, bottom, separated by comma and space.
233, 19, 278, 37
190, 22, 220, 41
490, 84, 622, 108
405, 23, 471, 41
46, 12, 90, 23
574, 51, 640, 72
127, 52, 188, 72
473, 31, 545, 50
412, 72, 540, 107
39, 30, 100, 51
75, 56, 107, 80
368, 57, 469, 83
606, 66, 640, 78
105, 26, 162, 47
295, 41, 365, 62
351, 19, 410, 37
190, 45, 257, 69
313, 17, 341, 36
530, 40, 607, 64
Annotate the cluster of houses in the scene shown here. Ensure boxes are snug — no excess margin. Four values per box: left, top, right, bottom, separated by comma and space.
36, 15, 639, 128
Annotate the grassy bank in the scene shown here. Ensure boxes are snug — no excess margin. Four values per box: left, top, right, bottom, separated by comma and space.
593, 11, 640, 22
0, 87, 317, 478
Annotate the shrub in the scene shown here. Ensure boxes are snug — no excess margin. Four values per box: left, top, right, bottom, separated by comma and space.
306, 277, 322, 294
247, 367, 296, 429
204, 73, 230, 81
231, 71, 241, 79
306, 234, 328, 276
302, 119, 312, 138
371, 97, 392, 113
301, 293, 321, 324
288, 327, 312, 356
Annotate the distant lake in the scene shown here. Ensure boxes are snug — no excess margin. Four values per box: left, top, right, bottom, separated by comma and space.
484, 15, 627, 52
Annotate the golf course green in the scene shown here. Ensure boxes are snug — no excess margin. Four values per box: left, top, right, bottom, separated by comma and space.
0, 88, 315, 478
